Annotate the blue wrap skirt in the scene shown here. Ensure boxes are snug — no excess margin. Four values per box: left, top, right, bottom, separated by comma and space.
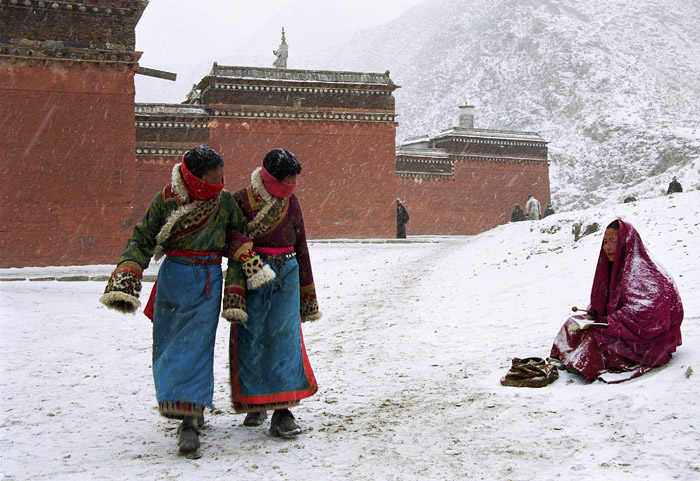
152, 254, 222, 416
229, 256, 317, 412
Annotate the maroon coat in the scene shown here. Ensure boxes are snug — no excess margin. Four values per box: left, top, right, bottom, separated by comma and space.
230, 168, 320, 322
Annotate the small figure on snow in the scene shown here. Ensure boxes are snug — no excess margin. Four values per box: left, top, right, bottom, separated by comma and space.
667, 176, 683, 194
510, 204, 525, 222
396, 199, 410, 238
543, 203, 555, 218
525, 195, 541, 221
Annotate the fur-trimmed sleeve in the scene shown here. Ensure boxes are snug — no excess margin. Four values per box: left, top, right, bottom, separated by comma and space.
116, 189, 168, 271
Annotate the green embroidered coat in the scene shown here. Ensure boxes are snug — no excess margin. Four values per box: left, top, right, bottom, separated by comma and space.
115, 168, 249, 301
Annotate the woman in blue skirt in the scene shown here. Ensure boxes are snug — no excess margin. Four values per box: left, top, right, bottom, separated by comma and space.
229, 148, 321, 437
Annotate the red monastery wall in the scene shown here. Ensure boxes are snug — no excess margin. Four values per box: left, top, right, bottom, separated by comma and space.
133, 118, 397, 239
0, 64, 137, 267
211, 119, 397, 239
398, 161, 550, 235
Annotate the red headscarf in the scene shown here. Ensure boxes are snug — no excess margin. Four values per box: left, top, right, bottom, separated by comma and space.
260, 164, 297, 198
180, 158, 225, 200
589, 219, 683, 366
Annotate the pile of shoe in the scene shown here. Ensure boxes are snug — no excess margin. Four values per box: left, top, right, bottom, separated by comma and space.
500, 357, 558, 388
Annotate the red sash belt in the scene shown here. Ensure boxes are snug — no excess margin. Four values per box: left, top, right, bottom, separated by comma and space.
254, 246, 294, 255
144, 250, 222, 321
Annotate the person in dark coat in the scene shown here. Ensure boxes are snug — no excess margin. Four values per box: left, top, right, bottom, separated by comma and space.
396, 199, 409, 238
543, 204, 555, 218
667, 176, 683, 194
510, 204, 525, 222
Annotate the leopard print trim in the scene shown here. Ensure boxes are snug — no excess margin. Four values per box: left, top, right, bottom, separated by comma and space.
223, 293, 246, 311
247, 168, 289, 240
301, 298, 319, 318
222, 293, 248, 323
100, 270, 142, 313
104, 270, 142, 297
241, 256, 264, 278
300, 282, 319, 321
173, 195, 219, 234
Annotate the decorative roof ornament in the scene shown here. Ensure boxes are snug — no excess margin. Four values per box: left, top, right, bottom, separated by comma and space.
273, 27, 288, 69
458, 101, 475, 129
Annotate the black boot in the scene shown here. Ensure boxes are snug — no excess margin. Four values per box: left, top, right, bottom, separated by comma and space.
270, 409, 302, 438
243, 410, 268, 427
177, 422, 201, 455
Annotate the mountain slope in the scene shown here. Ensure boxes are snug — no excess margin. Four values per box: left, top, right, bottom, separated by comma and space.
315, 0, 700, 208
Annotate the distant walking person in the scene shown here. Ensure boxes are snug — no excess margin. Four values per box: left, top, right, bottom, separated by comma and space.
543, 203, 555, 218
667, 176, 683, 194
525, 195, 541, 220
510, 204, 525, 222
397, 199, 409, 238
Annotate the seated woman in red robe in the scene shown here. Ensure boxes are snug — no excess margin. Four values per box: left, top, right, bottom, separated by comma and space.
550, 219, 684, 382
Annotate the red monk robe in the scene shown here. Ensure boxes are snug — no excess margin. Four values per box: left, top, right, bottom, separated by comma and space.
551, 219, 683, 382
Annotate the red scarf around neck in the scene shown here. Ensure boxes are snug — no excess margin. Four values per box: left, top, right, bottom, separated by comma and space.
260, 165, 297, 198
180, 159, 225, 200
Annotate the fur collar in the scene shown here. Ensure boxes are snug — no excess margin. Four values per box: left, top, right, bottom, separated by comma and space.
152, 163, 206, 261
250, 167, 273, 203
171, 163, 190, 204
246, 167, 287, 239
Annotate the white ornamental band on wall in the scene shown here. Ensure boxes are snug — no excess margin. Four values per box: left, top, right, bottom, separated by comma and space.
135, 147, 189, 156
396, 172, 455, 180
136, 122, 208, 129
396, 157, 455, 180
2, 0, 135, 16
209, 110, 395, 122
212, 83, 391, 96
451, 154, 549, 164
436, 137, 545, 147
0, 43, 140, 66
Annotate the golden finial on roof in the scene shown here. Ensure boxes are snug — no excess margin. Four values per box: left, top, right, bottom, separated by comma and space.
459, 100, 475, 109
281, 27, 286, 45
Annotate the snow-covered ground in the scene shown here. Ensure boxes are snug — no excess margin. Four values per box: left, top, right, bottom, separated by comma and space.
1, 191, 698, 480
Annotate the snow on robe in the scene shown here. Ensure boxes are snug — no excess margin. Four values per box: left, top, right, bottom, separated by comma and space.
552, 219, 683, 380
591, 220, 683, 366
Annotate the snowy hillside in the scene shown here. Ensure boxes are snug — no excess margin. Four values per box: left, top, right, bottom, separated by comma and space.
1, 191, 698, 480
310, 0, 700, 209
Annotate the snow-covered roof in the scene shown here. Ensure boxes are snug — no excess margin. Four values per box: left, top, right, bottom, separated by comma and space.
399, 135, 432, 147
396, 147, 450, 159
135, 103, 209, 116
203, 64, 397, 88
433, 127, 547, 143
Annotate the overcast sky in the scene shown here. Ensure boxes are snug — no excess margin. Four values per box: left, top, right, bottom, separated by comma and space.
134, 0, 424, 103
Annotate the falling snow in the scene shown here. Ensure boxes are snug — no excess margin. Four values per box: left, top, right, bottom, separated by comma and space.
2, 191, 698, 480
